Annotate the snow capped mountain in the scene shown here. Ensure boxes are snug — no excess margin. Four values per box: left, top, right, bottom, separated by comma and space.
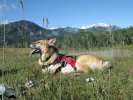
48, 27, 58, 30
46, 23, 120, 35
80, 23, 112, 29
48, 23, 118, 31
1, 20, 120, 42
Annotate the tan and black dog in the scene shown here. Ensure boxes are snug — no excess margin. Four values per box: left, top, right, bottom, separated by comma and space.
30, 38, 112, 74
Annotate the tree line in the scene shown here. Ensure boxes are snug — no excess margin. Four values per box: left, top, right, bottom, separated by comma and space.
57, 27, 133, 49
0, 26, 133, 49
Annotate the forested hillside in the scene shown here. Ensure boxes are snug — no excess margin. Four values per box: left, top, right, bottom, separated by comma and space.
57, 27, 133, 49
0, 20, 133, 48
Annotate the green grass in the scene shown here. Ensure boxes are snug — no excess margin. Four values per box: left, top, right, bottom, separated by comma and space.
0, 47, 133, 100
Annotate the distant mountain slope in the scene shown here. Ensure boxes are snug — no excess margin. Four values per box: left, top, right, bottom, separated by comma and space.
0, 20, 55, 46
0, 20, 120, 47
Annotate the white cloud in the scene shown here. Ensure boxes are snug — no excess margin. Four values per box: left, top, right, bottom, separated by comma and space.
0, 20, 9, 25
11, 4, 17, 9
0, 3, 16, 13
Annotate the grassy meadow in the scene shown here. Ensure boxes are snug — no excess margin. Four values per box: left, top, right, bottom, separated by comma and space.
0, 45, 133, 100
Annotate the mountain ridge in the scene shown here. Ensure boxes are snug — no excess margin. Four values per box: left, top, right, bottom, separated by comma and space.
0, 20, 121, 46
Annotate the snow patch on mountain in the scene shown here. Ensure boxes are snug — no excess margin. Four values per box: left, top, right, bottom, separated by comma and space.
80, 23, 112, 29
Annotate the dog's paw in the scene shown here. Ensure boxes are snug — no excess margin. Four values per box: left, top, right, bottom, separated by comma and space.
42, 68, 55, 74
42, 69, 47, 73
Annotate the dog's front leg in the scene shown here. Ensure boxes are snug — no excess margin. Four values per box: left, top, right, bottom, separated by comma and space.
38, 59, 50, 66
42, 53, 58, 65
42, 63, 61, 74
38, 59, 45, 66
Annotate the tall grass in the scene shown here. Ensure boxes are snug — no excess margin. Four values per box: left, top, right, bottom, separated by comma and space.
0, 46, 133, 100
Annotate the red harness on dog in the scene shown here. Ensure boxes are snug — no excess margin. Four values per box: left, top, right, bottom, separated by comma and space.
53, 55, 76, 68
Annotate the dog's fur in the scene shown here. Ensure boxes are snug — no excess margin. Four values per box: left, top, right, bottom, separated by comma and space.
30, 38, 112, 74
76, 55, 111, 73
30, 39, 75, 74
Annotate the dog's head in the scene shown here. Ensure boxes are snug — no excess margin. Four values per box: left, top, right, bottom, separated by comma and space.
30, 38, 56, 55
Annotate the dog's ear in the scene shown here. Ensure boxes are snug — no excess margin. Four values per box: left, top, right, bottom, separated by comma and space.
48, 38, 56, 45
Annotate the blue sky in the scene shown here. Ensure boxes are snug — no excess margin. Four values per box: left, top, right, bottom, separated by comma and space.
0, 0, 133, 28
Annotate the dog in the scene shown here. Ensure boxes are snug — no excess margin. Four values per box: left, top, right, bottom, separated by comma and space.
30, 38, 76, 74
30, 38, 112, 74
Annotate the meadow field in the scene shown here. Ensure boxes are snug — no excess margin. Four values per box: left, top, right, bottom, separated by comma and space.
0, 45, 133, 100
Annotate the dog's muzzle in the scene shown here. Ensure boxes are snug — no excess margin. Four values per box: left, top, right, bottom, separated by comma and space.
30, 44, 41, 55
